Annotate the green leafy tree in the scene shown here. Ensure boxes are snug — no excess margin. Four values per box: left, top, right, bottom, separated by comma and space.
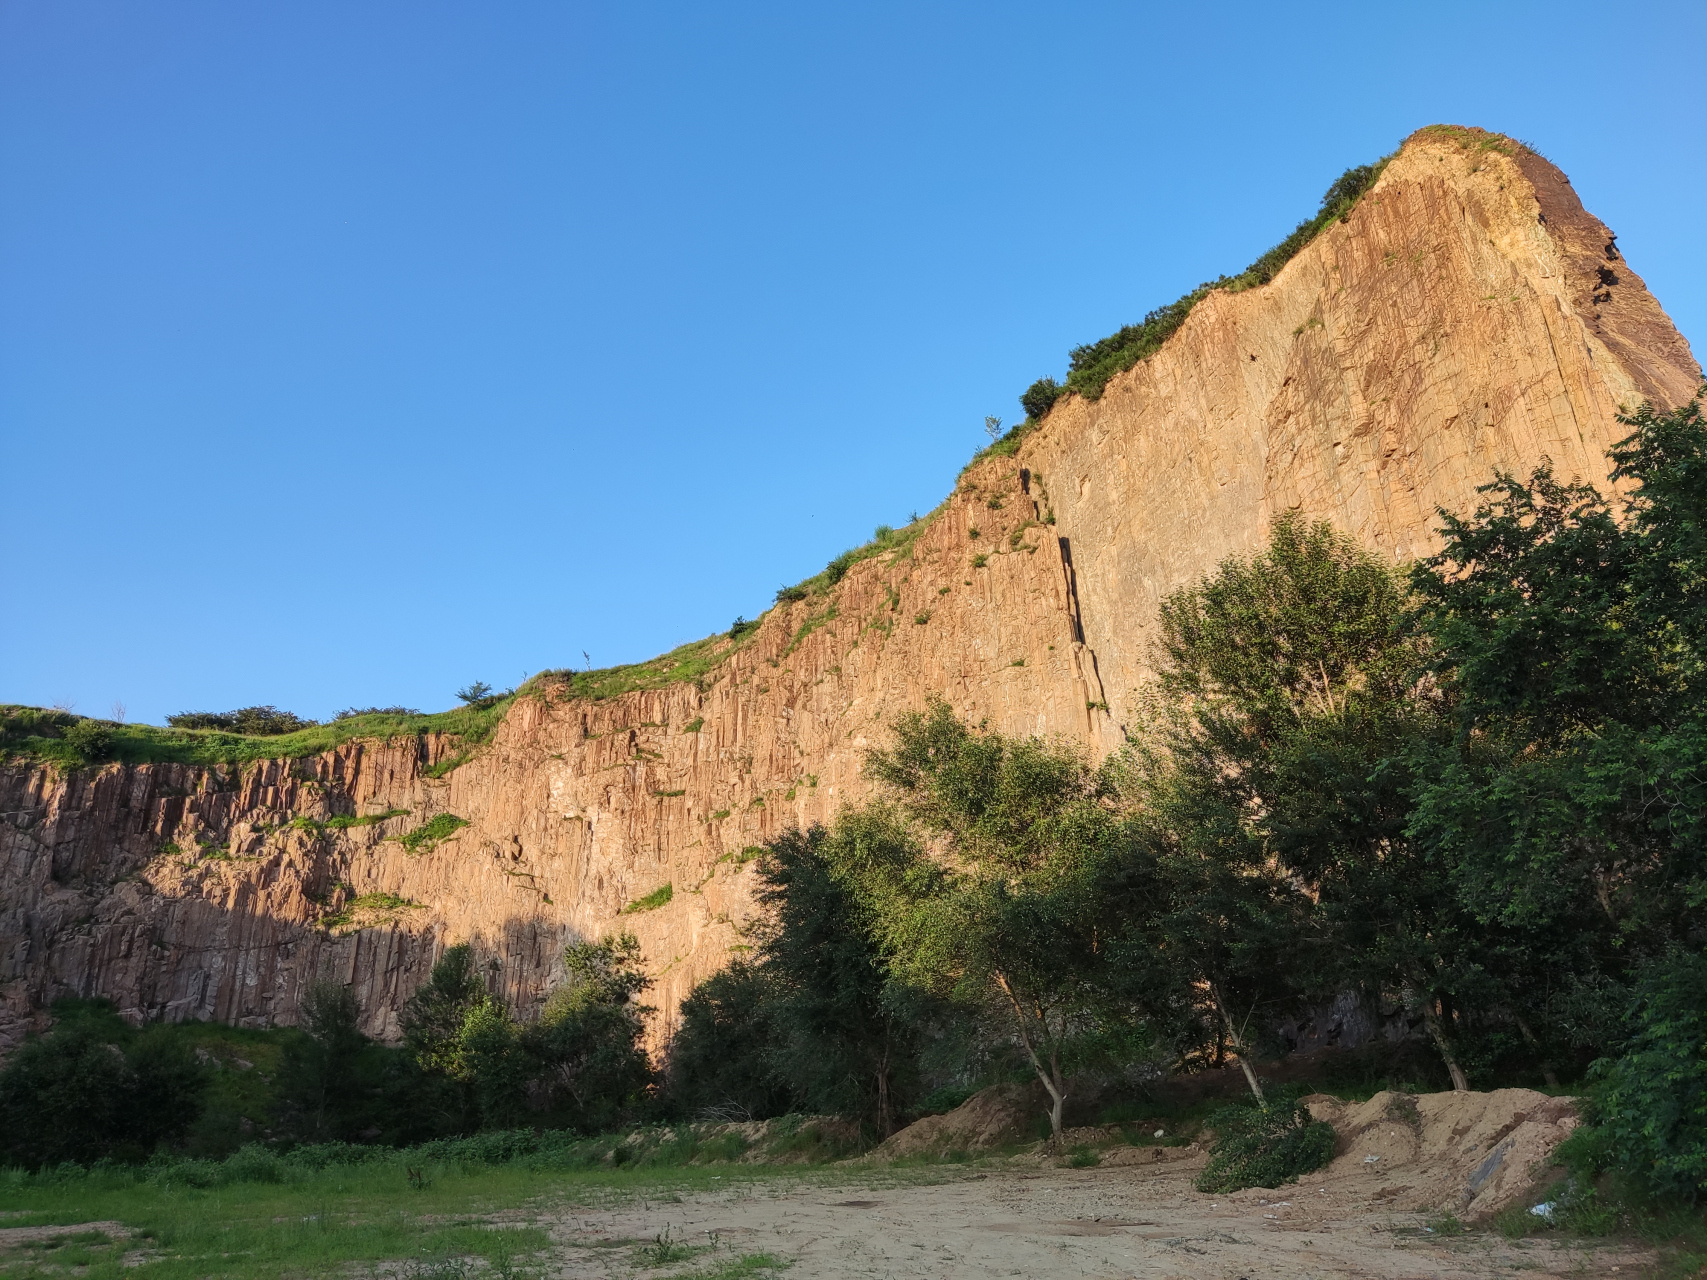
754, 825, 923, 1136
1116, 746, 1309, 1099
401, 935, 654, 1133
403, 944, 490, 1075
844, 703, 1149, 1142
1562, 947, 1707, 1200
1136, 512, 1479, 1089
666, 960, 796, 1120
522, 933, 655, 1132
0, 1000, 205, 1168
1410, 395, 1707, 973
275, 981, 370, 1142
275, 981, 447, 1145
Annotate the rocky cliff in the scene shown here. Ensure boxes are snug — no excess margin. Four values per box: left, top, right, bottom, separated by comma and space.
3, 126, 1698, 1054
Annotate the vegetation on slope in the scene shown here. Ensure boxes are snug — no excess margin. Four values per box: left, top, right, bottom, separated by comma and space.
996, 157, 1392, 457
0, 697, 517, 772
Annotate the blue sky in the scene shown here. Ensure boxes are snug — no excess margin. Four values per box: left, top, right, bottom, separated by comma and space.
3, 1, 1702, 726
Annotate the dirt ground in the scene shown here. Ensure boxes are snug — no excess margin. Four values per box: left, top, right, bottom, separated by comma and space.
539, 1159, 1649, 1279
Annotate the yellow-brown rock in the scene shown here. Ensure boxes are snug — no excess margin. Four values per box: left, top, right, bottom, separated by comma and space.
2, 127, 1697, 1053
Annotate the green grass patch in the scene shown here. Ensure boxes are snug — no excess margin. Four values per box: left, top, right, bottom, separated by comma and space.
327, 807, 409, 829
770, 510, 945, 610
320, 892, 423, 931
538, 632, 749, 703
423, 750, 474, 779
288, 809, 411, 837
784, 604, 838, 657
398, 814, 468, 854
682, 717, 705, 735
622, 883, 673, 913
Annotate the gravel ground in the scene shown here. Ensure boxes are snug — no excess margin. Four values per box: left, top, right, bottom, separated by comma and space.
536, 1161, 1648, 1279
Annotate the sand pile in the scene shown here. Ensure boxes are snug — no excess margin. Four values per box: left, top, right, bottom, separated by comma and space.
1305, 1088, 1578, 1217
871, 1082, 1047, 1158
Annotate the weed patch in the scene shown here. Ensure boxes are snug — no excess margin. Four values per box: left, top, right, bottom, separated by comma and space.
321, 892, 423, 931
623, 883, 674, 913
399, 815, 468, 854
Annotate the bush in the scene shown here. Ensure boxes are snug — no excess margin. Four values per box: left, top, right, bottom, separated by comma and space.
166, 706, 318, 735
1020, 377, 1064, 422
775, 584, 809, 605
666, 961, 795, 1121
1559, 947, 1707, 1200
334, 705, 421, 720
1194, 1093, 1337, 1193
0, 1000, 206, 1168
728, 616, 757, 640
63, 718, 113, 761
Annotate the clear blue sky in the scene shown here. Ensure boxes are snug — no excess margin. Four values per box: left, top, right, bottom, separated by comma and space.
3, 1, 1702, 726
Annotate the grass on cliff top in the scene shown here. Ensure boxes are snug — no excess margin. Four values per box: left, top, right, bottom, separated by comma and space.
771, 505, 946, 607
979, 135, 1541, 468
0, 698, 517, 773
536, 631, 748, 702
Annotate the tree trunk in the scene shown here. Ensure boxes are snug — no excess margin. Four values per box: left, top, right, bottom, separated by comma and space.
874, 1022, 894, 1138
1419, 993, 1470, 1092
1210, 983, 1265, 1103
994, 972, 1068, 1147
1513, 1013, 1561, 1089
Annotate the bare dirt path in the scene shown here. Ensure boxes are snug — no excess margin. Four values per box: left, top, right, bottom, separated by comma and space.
536, 1163, 1647, 1279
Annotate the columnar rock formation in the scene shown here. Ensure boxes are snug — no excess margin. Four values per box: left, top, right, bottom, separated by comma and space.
2, 127, 1698, 1053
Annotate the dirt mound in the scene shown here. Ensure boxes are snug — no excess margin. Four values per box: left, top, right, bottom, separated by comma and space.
873, 1082, 1047, 1158
1306, 1088, 1578, 1217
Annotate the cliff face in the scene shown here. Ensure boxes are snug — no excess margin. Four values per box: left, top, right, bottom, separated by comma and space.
2, 128, 1697, 1053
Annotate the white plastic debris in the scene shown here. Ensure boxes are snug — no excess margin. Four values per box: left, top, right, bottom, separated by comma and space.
1530, 1202, 1556, 1221
1154, 1127, 1166, 1137
1363, 1154, 1380, 1164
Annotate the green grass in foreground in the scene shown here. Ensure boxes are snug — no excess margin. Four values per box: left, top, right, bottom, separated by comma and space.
0, 1149, 946, 1280
0, 1161, 717, 1279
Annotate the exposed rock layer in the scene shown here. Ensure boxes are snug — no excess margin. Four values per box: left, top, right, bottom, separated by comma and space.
2, 128, 1698, 1052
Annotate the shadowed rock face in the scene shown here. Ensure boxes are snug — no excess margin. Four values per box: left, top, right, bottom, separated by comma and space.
2, 127, 1698, 1055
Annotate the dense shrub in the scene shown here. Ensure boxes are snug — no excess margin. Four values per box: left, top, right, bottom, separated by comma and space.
667, 960, 796, 1120
1560, 948, 1707, 1200
1019, 377, 1064, 423
63, 718, 113, 761
167, 705, 317, 735
333, 705, 421, 720
0, 1000, 206, 1168
1194, 1092, 1337, 1193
